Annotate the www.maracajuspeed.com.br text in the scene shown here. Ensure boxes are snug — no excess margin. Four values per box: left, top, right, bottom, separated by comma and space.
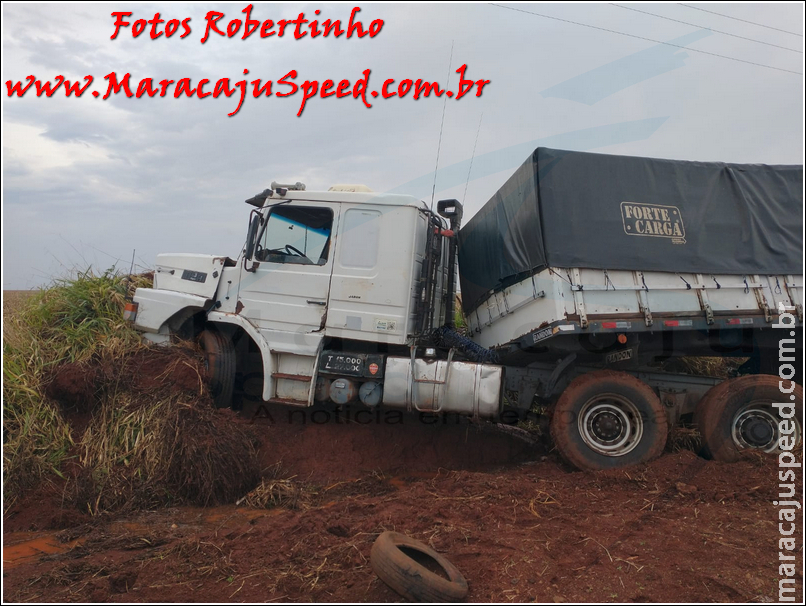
5, 65, 491, 117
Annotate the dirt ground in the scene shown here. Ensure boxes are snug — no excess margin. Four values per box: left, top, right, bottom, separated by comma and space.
4, 401, 802, 603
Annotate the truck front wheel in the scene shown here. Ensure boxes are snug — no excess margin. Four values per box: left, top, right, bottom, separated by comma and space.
550, 370, 668, 471
201, 329, 236, 409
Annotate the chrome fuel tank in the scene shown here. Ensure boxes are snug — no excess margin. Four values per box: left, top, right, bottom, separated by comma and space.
382, 357, 504, 420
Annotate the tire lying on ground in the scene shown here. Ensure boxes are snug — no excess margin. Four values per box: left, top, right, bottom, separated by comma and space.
695, 374, 802, 462
370, 531, 468, 602
549, 370, 668, 471
201, 329, 236, 409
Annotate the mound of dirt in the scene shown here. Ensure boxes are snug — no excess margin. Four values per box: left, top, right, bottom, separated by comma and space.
45, 346, 209, 414
123, 347, 208, 394
37, 345, 261, 513
45, 362, 100, 413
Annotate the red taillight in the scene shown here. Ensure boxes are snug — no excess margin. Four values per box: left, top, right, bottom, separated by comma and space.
123, 302, 138, 322
664, 319, 693, 328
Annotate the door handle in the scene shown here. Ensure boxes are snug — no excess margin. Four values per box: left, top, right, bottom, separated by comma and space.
307, 300, 327, 306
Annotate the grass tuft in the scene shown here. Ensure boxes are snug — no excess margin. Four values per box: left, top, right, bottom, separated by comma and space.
660, 356, 746, 379
3, 268, 147, 509
241, 477, 313, 511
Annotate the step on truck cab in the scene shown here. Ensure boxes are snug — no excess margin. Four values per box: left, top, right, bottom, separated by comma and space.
129, 149, 804, 471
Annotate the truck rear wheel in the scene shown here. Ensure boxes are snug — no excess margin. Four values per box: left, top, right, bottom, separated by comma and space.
550, 370, 668, 471
201, 329, 236, 409
696, 375, 802, 462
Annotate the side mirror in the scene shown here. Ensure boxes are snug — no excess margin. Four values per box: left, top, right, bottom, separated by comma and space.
245, 212, 261, 260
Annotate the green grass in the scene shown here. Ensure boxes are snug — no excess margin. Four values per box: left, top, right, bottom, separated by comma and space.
2, 268, 151, 509
4, 267, 260, 513
453, 294, 467, 330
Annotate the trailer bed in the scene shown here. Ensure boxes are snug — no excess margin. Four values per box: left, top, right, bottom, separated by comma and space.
458, 147, 803, 362
466, 267, 802, 353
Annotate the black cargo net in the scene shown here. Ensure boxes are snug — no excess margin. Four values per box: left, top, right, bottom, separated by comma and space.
429, 326, 500, 365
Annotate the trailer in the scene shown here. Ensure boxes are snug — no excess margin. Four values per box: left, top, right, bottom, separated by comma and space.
127, 150, 803, 471
458, 148, 803, 469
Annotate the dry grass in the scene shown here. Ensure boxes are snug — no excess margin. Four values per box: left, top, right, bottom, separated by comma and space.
69, 348, 261, 513
661, 356, 746, 379
240, 477, 314, 511
238, 462, 315, 510
669, 426, 702, 453
3, 290, 36, 330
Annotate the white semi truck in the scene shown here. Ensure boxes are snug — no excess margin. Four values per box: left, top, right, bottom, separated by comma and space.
129, 148, 803, 471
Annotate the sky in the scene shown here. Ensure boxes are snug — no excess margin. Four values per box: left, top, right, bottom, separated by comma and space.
2, 2, 803, 289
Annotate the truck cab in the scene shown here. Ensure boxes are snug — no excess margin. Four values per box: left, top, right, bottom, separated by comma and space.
130, 184, 499, 416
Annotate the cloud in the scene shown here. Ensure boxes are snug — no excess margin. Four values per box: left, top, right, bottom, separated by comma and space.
541, 30, 713, 105
388, 117, 668, 198
2, 4, 802, 289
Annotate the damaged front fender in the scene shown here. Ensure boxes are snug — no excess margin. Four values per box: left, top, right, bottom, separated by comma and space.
133, 287, 211, 333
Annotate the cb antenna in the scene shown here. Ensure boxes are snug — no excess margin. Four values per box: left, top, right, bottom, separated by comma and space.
462, 112, 483, 204
430, 40, 454, 212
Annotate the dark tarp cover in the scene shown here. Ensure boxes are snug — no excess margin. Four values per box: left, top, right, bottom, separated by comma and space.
458, 148, 803, 313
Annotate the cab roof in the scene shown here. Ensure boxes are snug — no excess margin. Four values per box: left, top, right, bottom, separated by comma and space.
261, 190, 425, 209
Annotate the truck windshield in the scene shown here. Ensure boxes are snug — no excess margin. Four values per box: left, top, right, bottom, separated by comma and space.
256, 206, 333, 265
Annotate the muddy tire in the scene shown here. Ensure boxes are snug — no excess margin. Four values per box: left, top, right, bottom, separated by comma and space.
201, 329, 236, 409
370, 531, 468, 602
550, 370, 668, 471
696, 375, 802, 462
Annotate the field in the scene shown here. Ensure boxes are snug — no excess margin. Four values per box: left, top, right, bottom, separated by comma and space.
2, 286, 802, 603
2, 290, 35, 333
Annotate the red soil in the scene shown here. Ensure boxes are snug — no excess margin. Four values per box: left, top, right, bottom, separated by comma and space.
4, 412, 802, 602
247, 403, 537, 483
6, 352, 801, 602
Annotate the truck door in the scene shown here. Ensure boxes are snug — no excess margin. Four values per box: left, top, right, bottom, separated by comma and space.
238, 202, 338, 334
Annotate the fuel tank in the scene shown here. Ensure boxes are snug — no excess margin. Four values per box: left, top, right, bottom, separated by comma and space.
382, 357, 503, 420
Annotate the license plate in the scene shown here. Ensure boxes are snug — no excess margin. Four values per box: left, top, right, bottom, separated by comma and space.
320, 353, 364, 376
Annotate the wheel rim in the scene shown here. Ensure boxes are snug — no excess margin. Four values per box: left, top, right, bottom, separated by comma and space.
732, 400, 797, 453
578, 394, 644, 457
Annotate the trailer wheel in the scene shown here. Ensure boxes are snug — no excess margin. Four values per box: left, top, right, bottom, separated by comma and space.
370, 531, 468, 602
201, 329, 236, 409
696, 375, 802, 462
550, 370, 668, 471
